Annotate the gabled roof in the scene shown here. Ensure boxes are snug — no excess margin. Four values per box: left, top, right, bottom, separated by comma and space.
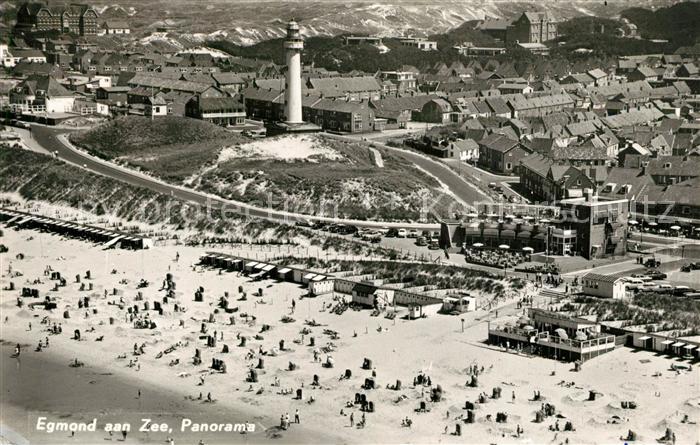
307, 76, 382, 94
485, 97, 510, 115
241, 87, 283, 103
479, 133, 519, 153
211, 72, 246, 85
193, 96, 244, 112
17, 74, 72, 97
310, 98, 370, 114
582, 273, 625, 284
646, 156, 700, 177
587, 68, 607, 79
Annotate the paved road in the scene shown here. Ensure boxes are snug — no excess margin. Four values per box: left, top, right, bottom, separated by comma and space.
332, 134, 491, 208
29, 125, 443, 230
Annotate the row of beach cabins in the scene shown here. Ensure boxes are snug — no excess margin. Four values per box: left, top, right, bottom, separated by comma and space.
0, 208, 154, 250
199, 251, 478, 319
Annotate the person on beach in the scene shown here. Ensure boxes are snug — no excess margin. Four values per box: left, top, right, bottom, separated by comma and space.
14, 344, 20, 356
350, 412, 354, 427
295, 409, 300, 423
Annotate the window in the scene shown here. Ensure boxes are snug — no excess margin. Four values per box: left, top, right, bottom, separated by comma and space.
683, 206, 691, 215
506, 163, 512, 170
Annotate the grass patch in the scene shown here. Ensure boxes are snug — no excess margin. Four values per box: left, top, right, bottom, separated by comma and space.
70, 116, 244, 182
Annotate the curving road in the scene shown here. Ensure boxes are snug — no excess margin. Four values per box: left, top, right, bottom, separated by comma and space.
29, 125, 487, 230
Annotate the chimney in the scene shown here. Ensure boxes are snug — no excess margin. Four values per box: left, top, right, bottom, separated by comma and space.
584, 188, 594, 202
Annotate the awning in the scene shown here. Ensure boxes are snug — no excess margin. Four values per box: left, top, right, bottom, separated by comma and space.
262, 264, 275, 272
277, 268, 292, 274
661, 340, 674, 345
683, 344, 697, 350
671, 342, 686, 348
254, 263, 266, 270
638, 335, 651, 341
245, 261, 258, 268
303, 273, 317, 280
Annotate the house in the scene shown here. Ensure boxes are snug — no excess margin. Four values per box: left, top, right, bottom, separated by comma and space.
9, 74, 75, 113
419, 98, 453, 123
185, 96, 246, 127
519, 153, 596, 202
448, 139, 479, 161
485, 97, 512, 118
212, 72, 247, 94
3, 48, 46, 66
646, 156, 700, 185
561, 73, 595, 88
94, 86, 130, 114
517, 42, 550, 55
400, 38, 438, 51
369, 95, 435, 129
581, 273, 627, 299
101, 20, 130, 35
627, 66, 662, 82
478, 133, 528, 174
306, 76, 382, 101
124, 73, 226, 98
496, 83, 533, 95
304, 99, 375, 133
587, 69, 610, 87
676, 63, 699, 78
379, 71, 417, 93
507, 11, 558, 44
145, 95, 168, 118
477, 18, 510, 41
241, 87, 284, 121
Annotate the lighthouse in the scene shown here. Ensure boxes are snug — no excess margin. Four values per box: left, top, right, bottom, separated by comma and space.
284, 19, 303, 124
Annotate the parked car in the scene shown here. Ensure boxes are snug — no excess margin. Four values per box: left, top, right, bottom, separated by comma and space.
416, 236, 427, 246
428, 241, 440, 250
407, 229, 419, 238
397, 229, 408, 238
644, 270, 667, 280
386, 228, 398, 238
673, 286, 695, 296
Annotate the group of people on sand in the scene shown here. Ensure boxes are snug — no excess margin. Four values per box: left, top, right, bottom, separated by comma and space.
279, 409, 300, 430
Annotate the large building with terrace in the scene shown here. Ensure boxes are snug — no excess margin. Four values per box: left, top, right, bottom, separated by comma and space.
488, 308, 616, 362
440, 191, 629, 260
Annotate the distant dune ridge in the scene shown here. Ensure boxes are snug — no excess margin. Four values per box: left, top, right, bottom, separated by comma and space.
3, 0, 677, 46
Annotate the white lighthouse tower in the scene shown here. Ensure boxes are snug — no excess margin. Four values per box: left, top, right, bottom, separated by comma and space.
284, 19, 304, 124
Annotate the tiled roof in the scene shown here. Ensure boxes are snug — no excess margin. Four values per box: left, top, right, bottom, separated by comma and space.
479, 133, 519, 153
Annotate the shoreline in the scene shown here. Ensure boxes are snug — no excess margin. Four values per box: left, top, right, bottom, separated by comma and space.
0, 342, 338, 444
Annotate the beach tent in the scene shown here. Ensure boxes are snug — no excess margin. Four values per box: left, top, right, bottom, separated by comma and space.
302, 273, 317, 285
276, 267, 293, 281
660, 339, 674, 352
636, 335, 653, 350
103, 235, 125, 250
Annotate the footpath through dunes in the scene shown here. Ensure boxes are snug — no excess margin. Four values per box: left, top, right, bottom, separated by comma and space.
46, 118, 467, 223
0, 344, 336, 444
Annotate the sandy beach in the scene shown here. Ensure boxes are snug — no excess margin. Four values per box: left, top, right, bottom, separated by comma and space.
1, 227, 699, 444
